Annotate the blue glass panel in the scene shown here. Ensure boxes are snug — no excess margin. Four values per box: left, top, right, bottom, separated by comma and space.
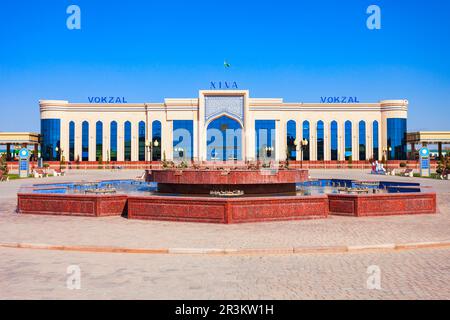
345, 121, 352, 160
96, 121, 103, 161
124, 121, 132, 161
387, 118, 407, 160
173, 120, 194, 160
373, 121, 379, 160
287, 120, 296, 160
359, 121, 366, 161
41, 119, 61, 161
207, 116, 242, 161
69, 121, 75, 161
139, 121, 146, 161
152, 120, 162, 161
255, 120, 275, 160
302, 121, 310, 161
330, 121, 338, 160
110, 121, 117, 161
317, 121, 324, 161
82, 121, 89, 161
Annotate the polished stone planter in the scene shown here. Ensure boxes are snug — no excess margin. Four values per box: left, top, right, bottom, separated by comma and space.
328, 192, 437, 217
17, 193, 128, 217
127, 194, 329, 224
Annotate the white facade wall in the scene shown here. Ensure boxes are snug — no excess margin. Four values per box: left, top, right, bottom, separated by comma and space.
39, 92, 408, 162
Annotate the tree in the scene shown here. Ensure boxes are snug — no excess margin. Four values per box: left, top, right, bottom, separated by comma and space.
0, 154, 8, 175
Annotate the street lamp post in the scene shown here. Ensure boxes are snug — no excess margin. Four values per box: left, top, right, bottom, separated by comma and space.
145, 139, 160, 163
296, 139, 309, 169
264, 146, 274, 159
174, 147, 184, 160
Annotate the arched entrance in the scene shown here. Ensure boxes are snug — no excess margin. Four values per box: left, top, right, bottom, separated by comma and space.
206, 115, 243, 161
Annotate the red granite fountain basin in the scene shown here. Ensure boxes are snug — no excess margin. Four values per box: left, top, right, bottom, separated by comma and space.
328, 192, 436, 217
127, 194, 329, 224
17, 193, 127, 217
146, 169, 308, 194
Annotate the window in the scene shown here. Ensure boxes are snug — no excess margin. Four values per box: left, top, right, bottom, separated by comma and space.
373, 121, 379, 160
255, 120, 276, 160
139, 121, 146, 161
330, 121, 338, 161
207, 116, 242, 161
124, 121, 132, 161
110, 121, 117, 161
173, 120, 194, 160
152, 120, 162, 161
387, 118, 407, 160
359, 121, 366, 161
41, 119, 61, 161
316, 121, 324, 161
82, 121, 89, 162
287, 120, 296, 160
345, 121, 352, 161
96, 121, 103, 161
69, 121, 75, 161
302, 121, 310, 161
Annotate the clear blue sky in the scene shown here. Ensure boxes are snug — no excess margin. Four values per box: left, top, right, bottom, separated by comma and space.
0, 0, 449, 132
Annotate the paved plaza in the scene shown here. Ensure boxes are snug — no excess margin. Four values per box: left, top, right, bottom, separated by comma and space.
0, 169, 449, 299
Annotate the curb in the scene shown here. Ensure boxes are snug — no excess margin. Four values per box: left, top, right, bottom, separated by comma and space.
1, 241, 449, 256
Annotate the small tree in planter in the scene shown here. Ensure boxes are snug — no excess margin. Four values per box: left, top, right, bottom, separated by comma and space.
75, 155, 80, 169
436, 155, 450, 180
348, 155, 353, 168
0, 154, 8, 176
43, 163, 50, 176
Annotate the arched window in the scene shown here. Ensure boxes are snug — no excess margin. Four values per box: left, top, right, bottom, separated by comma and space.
110, 121, 117, 161
316, 121, 324, 161
330, 121, 338, 161
152, 120, 162, 161
139, 121, 146, 161
96, 121, 103, 162
302, 121, 310, 161
207, 116, 242, 161
373, 121, 379, 160
69, 121, 75, 161
359, 121, 366, 161
345, 121, 352, 161
287, 120, 296, 160
124, 121, 132, 161
82, 121, 89, 162
174, 120, 194, 161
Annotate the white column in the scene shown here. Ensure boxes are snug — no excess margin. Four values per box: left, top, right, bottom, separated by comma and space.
339, 122, 345, 161
132, 122, 139, 161
89, 121, 96, 162
324, 121, 329, 161
103, 121, 110, 162
352, 121, 359, 161
75, 121, 82, 162
163, 120, 173, 161
276, 120, 286, 161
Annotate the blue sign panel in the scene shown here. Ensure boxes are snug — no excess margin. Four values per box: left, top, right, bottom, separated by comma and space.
19, 148, 30, 159
419, 147, 430, 177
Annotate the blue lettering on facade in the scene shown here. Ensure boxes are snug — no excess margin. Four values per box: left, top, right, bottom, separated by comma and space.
320, 97, 360, 103
210, 82, 239, 90
88, 97, 128, 103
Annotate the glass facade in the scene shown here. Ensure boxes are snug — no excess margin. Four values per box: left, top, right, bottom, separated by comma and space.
255, 120, 275, 160
124, 121, 132, 161
316, 121, 324, 161
302, 121, 310, 161
96, 121, 103, 161
41, 119, 61, 161
139, 121, 146, 161
359, 121, 366, 161
345, 120, 352, 160
373, 120, 379, 160
69, 121, 75, 161
286, 120, 296, 160
207, 116, 242, 161
82, 121, 89, 162
330, 121, 338, 161
173, 120, 194, 160
110, 121, 117, 161
152, 120, 162, 161
387, 118, 407, 160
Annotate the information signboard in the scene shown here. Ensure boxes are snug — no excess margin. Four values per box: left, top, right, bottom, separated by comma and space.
419, 147, 430, 177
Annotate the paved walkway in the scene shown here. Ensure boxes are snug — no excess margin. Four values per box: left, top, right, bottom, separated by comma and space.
1, 169, 449, 300
1, 246, 449, 299
0, 169, 449, 249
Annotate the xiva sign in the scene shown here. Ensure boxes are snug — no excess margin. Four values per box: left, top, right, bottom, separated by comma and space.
88, 97, 128, 103
320, 96, 360, 103
210, 81, 239, 90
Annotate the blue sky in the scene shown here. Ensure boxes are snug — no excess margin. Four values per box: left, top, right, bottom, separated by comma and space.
0, 0, 449, 132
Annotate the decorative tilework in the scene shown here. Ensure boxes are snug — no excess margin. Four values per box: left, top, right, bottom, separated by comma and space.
205, 96, 244, 123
